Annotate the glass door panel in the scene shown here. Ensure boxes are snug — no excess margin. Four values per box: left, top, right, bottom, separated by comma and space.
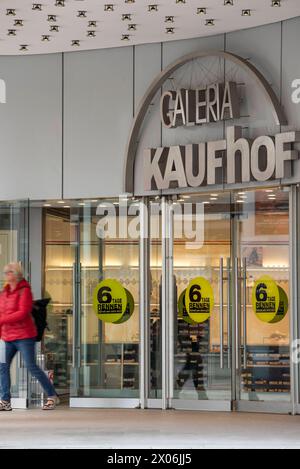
43, 207, 74, 400
171, 193, 232, 406
234, 189, 290, 406
71, 199, 140, 401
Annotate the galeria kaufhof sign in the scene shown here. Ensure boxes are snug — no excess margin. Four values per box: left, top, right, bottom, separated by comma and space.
144, 80, 299, 191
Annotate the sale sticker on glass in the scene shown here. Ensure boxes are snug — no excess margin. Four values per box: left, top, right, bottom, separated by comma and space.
114, 288, 135, 324
252, 276, 280, 323
185, 277, 214, 323
178, 289, 197, 325
269, 286, 288, 324
93, 279, 128, 323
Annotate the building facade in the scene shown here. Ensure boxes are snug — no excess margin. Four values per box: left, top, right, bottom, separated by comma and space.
1, 17, 300, 414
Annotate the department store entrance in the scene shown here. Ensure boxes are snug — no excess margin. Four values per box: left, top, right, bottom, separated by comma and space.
42, 187, 294, 413
146, 187, 292, 413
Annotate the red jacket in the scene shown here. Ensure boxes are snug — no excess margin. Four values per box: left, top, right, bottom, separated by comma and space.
0, 279, 37, 342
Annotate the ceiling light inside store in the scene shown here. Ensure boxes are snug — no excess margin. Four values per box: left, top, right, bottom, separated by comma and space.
44, 204, 52, 207
58, 201, 65, 204
236, 199, 245, 203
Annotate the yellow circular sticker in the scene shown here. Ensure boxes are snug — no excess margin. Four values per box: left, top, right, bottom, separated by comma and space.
114, 288, 135, 324
93, 279, 128, 323
185, 277, 214, 323
269, 286, 289, 324
178, 289, 197, 325
252, 276, 280, 323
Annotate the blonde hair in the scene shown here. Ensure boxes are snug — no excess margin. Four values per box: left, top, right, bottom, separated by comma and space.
4, 262, 24, 281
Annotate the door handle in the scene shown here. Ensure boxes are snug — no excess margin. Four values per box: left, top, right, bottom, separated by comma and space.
227, 257, 231, 369
72, 262, 76, 368
242, 258, 247, 370
78, 262, 82, 368
219, 258, 224, 369
234, 257, 240, 370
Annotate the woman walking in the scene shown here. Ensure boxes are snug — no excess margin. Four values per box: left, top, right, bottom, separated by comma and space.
0, 263, 59, 410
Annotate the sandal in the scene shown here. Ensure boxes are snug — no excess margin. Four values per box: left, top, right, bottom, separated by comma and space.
42, 396, 60, 410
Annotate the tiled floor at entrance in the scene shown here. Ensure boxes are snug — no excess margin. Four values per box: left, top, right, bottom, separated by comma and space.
0, 408, 300, 448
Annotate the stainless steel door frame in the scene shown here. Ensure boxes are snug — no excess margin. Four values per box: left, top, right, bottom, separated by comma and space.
139, 197, 150, 409
161, 196, 171, 410
289, 185, 299, 415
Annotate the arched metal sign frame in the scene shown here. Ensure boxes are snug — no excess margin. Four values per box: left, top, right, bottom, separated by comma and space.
123, 50, 287, 194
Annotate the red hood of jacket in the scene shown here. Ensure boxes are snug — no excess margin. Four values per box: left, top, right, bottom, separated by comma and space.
4, 278, 31, 293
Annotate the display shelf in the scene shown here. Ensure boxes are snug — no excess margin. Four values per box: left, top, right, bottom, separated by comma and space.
103, 343, 139, 390
241, 345, 290, 393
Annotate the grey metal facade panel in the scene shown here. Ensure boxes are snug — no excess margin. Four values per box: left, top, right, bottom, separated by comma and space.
161, 35, 225, 151
134, 43, 162, 112
134, 44, 162, 195
63, 47, 134, 199
161, 35, 226, 68
281, 17, 300, 185
225, 22, 282, 139
0, 54, 62, 201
